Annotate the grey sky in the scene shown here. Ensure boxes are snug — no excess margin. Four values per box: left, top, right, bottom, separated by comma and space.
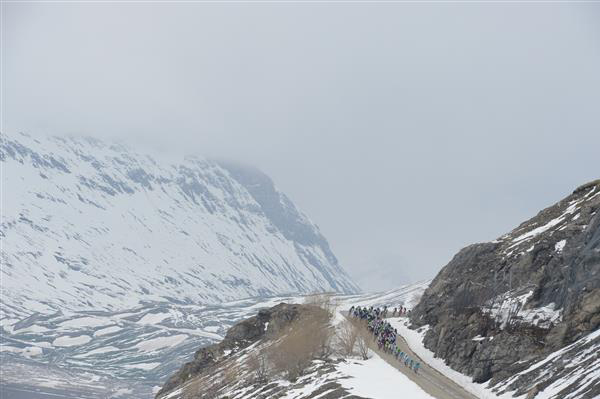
3, 2, 600, 291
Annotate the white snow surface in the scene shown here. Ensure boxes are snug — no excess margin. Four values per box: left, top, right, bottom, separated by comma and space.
484, 290, 562, 329
59, 316, 113, 329
0, 346, 43, 358
124, 362, 161, 370
135, 334, 188, 352
52, 335, 92, 347
496, 328, 600, 398
138, 312, 171, 325
501, 186, 598, 262
336, 354, 435, 399
73, 346, 120, 357
93, 325, 122, 337
511, 195, 585, 245
217, 350, 435, 399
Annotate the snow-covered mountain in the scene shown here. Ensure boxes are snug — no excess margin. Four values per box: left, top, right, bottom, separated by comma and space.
0, 132, 359, 316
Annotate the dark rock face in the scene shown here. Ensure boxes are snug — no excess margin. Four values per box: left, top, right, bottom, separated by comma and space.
410, 180, 600, 398
156, 303, 315, 397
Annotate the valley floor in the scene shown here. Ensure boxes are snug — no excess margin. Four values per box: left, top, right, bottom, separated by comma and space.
0, 384, 97, 399
1, 282, 460, 399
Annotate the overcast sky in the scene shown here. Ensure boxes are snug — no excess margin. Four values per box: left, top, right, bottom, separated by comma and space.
3, 2, 600, 291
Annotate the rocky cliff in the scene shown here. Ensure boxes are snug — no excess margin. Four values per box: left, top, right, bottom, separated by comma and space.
410, 180, 600, 398
0, 132, 359, 315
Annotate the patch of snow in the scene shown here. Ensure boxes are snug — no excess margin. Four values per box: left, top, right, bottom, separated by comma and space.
484, 290, 561, 329
123, 362, 161, 370
164, 388, 183, 398
112, 388, 133, 397
93, 325, 122, 337
512, 216, 565, 243
336, 353, 435, 399
496, 329, 600, 398
14, 324, 50, 333
30, 341, 53, 348
138, 312, 171, 325
74, 346, 120, 357
0, 346, 22, 353
134, 334, 188, 352
0, 318, 18, 333
485, 291, 532, 329
53, 335, 92, 347
521, 303, 562, 327
203, 325, 220, 333
0, 346, 43, 358
23, 346, 43, 357
59, 316, 112, 329
586, 190, 600, 201
555, 240, 566, 253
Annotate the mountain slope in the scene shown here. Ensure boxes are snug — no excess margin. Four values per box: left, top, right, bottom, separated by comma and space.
0, 132, 359, 316
410, 181, 600, 398
155, 284, 434, 399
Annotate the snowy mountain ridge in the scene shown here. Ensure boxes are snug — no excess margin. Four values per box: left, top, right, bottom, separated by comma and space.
0, 132, 359, 316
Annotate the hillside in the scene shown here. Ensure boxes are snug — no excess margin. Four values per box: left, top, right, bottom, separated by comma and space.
410, 181, 600, 398
0, 132, 359, 316
155, 284, 433, 399
0, 284, 427, 398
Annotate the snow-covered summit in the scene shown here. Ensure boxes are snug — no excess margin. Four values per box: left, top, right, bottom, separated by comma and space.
0, 132, 359, 315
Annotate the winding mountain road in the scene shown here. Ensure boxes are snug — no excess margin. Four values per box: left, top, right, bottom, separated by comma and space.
349, 315, 479, 399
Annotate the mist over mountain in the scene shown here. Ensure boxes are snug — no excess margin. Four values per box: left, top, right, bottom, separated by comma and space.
1, 132, 359, 316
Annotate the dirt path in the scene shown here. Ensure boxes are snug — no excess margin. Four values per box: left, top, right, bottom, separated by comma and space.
348, 315, 479, 399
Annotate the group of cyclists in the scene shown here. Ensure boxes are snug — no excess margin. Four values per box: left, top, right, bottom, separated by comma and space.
349, 305, 421, 374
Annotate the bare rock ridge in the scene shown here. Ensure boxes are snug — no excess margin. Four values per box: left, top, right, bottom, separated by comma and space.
0, 132, 359, 315
410, 180, 600, 398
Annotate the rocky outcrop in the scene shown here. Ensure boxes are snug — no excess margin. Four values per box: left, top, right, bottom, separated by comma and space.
156, 303, 319, 397
410, 180, 600, 398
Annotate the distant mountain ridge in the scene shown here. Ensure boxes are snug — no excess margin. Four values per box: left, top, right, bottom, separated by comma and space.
0, 132, 359, 316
